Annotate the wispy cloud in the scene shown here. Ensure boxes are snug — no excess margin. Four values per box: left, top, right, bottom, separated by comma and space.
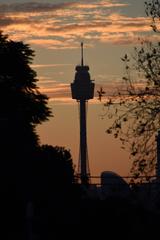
0, 0, 153, 49
72, 1, 128, 9
32, 63, 72, 68
39, 82, 71, 102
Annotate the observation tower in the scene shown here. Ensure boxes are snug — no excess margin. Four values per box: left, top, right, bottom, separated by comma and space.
71, 43, 95, 185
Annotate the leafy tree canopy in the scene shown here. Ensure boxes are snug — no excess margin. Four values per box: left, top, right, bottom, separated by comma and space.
0, 32, 51, 126
33, 145, 75, 195
0, 32, 52, 175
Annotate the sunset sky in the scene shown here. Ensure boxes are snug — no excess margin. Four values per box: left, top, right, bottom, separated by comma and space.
0, 0, 156, 177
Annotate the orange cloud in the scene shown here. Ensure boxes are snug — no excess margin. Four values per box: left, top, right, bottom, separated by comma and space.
28, 38, 79, 49
0, 0, 153, 49
31, 63, 72, 68
75, 1, 128, 9
49, 97, 100, 105
39, 82, 70, 97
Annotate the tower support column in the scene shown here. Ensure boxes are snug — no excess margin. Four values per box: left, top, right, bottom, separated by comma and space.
79, 99, 89, 184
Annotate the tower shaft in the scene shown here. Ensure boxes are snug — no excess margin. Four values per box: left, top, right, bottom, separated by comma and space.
79, 99, 89, 184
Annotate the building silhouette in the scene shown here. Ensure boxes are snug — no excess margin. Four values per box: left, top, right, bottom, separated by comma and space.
71, 43, 95, 185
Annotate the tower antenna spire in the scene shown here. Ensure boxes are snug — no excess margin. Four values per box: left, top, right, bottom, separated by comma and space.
71, 42, 95, 185
81, 42, 84, 66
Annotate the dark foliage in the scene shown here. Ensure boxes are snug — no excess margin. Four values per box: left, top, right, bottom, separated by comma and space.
145, 0, 160, 32
0, 31, 52, 173
32, 145, 75, 194
103, 41, 160, 177
0, 32, 52, 236
99, 1, 160, 178
0, 32, 78, 239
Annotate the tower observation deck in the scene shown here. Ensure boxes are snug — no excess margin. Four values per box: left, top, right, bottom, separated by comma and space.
71, 43, 95, 185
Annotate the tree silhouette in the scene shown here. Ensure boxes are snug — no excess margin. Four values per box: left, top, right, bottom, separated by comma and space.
104, 40, 160, 177
33, 145, 75, 192
0, 32, 81, 238
0, 31, 52, 196
0, 31, 53, 238
31, 145, 77, 231
100, 1, 160, 178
